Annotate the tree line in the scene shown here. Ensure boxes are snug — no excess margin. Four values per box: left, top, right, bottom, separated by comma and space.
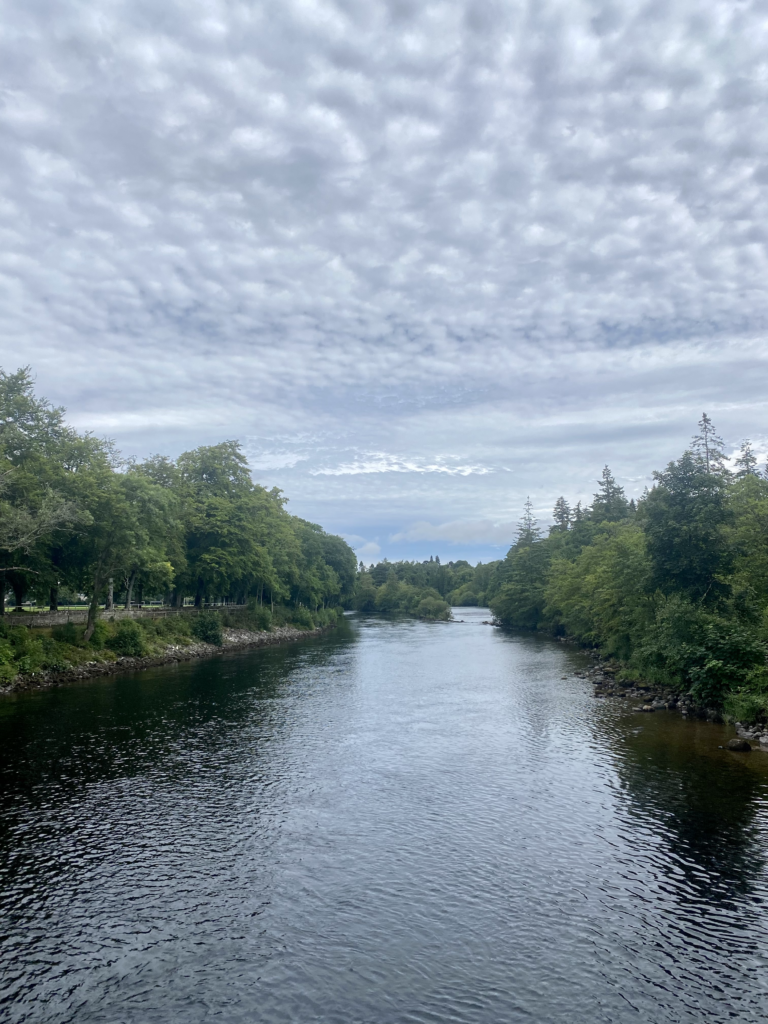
487, 415, 768, 721
0, 367, 357, 639
353, 555, 500, 619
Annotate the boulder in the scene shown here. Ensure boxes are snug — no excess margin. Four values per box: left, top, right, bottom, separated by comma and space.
727, 738, 752, 752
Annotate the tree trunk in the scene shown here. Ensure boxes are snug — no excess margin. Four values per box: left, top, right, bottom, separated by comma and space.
49, 586, 59, 612
12, 579, 23, 612
125, 569, 137, 611
106, 577, 114, 611
194, 579, 204, 607
84, 589, 101, 642
0, 571, 5, 616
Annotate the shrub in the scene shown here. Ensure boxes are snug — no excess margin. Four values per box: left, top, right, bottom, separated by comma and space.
191, 613, 223, 646
637, 596, 766, 704
249, 605, 272, 631
52, 622, 79, 645
291, 607, 315, 630
88, 620, 109, 649
415, 596, 451, 621
0, 662, 17, 683
108, 620, 148, 657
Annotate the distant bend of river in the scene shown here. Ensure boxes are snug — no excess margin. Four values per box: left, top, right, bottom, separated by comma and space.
2, 608, 768, 1023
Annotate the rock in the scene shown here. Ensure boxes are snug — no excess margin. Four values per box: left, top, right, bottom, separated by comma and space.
727, 738, 752, 752
641, 705, 654, 712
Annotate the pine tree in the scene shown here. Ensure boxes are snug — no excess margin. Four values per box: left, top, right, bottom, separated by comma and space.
552, 496, 571, 532
692, 413, 726, 475
591, 465, 628, 522
734, 439, 759, 478
516, 497, 541, 546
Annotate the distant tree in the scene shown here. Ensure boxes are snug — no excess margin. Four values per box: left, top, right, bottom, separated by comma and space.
692, 413, 726, 475
517, 497, 541, 546
591, 466, 628, 523
734, 440, 759, 478
552, 496, 571, 533
643, 451, 731, 603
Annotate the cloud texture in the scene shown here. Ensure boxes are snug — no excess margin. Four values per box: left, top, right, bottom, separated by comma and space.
2, 0, 767, 560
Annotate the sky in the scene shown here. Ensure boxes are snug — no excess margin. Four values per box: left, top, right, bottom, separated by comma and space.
2, 0, 768, 564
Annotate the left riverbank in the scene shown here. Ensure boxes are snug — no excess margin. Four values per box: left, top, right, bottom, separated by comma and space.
0, 623, 336, 696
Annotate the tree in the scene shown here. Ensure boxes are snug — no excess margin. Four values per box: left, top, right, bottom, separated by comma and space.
692, 413, 726, 475
551, 496, 571, 533
516, 497, 541, 546
734, 440, 759, 478
590, 466, 628, 523
642, 451, 731, 603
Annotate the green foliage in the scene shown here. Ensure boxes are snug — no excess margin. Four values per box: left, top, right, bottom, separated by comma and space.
642, 452, 731, 602
483, 428, 768, 714
0, 366, 355, 634
51, 622, 79, 644
107, 620, 148, 657
291, 607, 315, 630
354, 558, 498, 619
415, 596, 451, 620
190, 613, 223, 646
88, 620, 109, 649
246, 604, 273, 631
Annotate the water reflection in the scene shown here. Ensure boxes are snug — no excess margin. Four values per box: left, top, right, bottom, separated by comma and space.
613, 711, 768, 905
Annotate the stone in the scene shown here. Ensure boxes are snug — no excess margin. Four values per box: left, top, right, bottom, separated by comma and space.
641, 705, 655, 712
727, 738, 752, 752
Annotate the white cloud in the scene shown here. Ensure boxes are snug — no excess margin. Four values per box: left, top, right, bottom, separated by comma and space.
354, 541, 381, 559
2, 0, 768, 557
311, 452, 492, 476
391, 519, 517, 546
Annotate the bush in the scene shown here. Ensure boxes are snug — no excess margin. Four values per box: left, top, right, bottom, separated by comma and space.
88, 620, 109, 649
191, 613, 223, 646
291, 608, 315, 630
52, 622, 79, 645
415, 596, 451, 621
108, 620, 148, 657
249, 605, 272, 631
636, 596, 766, 704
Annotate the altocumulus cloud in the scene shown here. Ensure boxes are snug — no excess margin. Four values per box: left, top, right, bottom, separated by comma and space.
1, 0, 767, 561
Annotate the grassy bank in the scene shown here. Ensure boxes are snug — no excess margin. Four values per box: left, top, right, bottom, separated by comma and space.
0, 605, 343, 686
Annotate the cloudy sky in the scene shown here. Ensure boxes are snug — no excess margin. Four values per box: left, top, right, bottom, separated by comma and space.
2, 0, 767, 563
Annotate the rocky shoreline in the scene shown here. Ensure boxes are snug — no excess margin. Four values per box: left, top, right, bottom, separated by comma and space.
0, 624, 336, 697
581, 655, 768, 751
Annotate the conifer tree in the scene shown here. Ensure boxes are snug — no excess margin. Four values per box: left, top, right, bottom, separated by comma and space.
591, 466, 628, 522
552, 496, 571, 532
516, 497, 541, 546
734, 439, 759, 478
692, 413, 726, 475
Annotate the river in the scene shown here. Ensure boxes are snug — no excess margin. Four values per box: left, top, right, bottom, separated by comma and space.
1, 608, 767, 1023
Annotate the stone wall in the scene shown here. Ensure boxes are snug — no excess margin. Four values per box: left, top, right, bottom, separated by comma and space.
3, 605, 248, 628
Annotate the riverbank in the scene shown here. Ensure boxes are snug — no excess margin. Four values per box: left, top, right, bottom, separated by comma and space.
0, 623, 336, 696
581, 654, 768, 749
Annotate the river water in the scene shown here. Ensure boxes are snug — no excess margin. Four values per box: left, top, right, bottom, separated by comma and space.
1, 608, 768, 1023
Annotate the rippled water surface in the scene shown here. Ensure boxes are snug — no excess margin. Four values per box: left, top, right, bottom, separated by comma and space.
2, 609, 768, 1023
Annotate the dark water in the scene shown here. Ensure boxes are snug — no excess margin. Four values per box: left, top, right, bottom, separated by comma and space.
2, 609, 768, 1023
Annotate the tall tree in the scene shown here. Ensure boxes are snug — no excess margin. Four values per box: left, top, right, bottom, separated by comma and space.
551, 496, 571, 533
591, 466, 628, 523
642, 452, 731, 603
516, 497, 541, 546
734, 440, 759, 478
692, 413, 726, 475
